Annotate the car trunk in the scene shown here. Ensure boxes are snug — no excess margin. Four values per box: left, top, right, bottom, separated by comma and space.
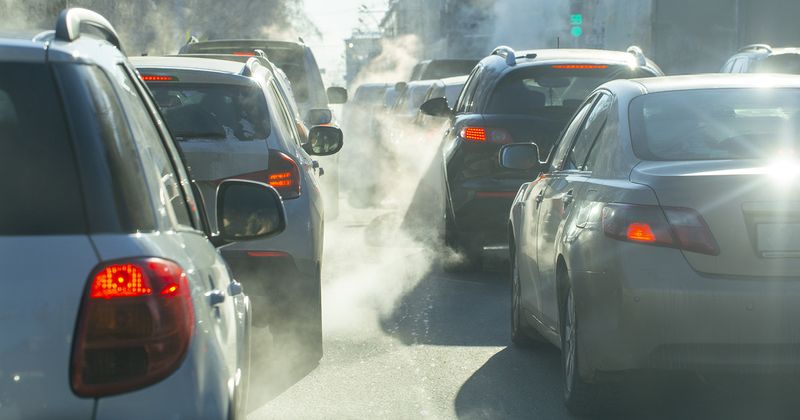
631, 160, 800, 277
0, 236, 98, 419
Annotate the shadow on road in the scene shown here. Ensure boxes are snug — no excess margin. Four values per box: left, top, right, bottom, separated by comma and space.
455, 345, 574, 419
246, 334, 320, 413
380, 269, 510, 347
456, 344, 800, 420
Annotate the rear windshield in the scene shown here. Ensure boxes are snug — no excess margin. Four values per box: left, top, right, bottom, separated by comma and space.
354, 86, 388, 106
755, 54, 800, 74
0, 63, 86, 235
630, 88, 800, 161
487, 65, 654, 114
146, 82, 271, 142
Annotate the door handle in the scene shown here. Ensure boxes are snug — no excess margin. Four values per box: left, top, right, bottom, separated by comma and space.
563, 190, 574, 208
312, 160, 320, 169
206, 290, 226, 307
228, 281, 243, 297
535, 191, 545, 205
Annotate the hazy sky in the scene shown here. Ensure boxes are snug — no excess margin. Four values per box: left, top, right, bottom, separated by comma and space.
303, 0, 387, 86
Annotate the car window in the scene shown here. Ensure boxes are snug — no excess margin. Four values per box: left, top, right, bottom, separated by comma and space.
565, 93, 613, 171
630, 88, 800, 160
551, 95, 597, 171
110, 65, 193, 229
0, 63, 87, 235
267, 80, 302, 148
456, 65, 482, 114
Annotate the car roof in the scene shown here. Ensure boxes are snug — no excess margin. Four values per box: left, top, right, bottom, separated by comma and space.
184, 39, 306, 52
513, 48, 650, 66
619, 73, 800, 94
0, 33, 126, 65
131, 56, 246, 74
441, 75, 468, 85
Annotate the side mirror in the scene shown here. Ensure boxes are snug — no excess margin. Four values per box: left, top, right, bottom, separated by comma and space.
499, 143, 543, 171
327, 87, 348, 104
394, 82, 408, 94
305, 108, 332, 125
214, 180, 287, 246
420, 97, 452, 118
303, 125, 343, 156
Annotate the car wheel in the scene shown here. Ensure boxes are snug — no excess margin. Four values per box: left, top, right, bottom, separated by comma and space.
442, 208, 481, 273
511, 252, 545, 346
561, 285, 607, 415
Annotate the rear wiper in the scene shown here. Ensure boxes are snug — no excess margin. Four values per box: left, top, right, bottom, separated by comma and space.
174, 132, 226, 141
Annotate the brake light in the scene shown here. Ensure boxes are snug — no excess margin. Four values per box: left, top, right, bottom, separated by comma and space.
140, 75, 176, 82
603, 204, 719, 255
459, 127, 512, 144
72, 258, 194, 397
267, 151, 301, 199
551, 64, 609, 69
233, 51, 255, 56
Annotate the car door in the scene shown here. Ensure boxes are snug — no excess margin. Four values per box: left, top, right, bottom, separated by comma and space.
535, 92, 612, 327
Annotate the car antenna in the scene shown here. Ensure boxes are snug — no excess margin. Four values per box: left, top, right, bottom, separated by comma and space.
557, 36, 560, 49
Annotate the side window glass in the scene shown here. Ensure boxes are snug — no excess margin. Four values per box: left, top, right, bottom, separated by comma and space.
584, 114, 616, 174
79, 66, 157, 232
456, 65, 481, 113
565, 93, 612, 171
266, 81, 298, 148
110, 64, 193, 229
551, 95, 597, 171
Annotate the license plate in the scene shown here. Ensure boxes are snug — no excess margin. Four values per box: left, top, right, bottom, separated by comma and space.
757, 223, 800, 252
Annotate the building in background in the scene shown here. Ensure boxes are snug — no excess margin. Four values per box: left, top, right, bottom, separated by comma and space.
345, 32, 383, 85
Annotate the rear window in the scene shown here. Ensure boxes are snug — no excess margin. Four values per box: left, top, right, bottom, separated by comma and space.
0, 63, 86, 235
354, 86, 388, 106
630, 88, 800, 161
487, 65, 653, 114
755, 54, 800, 74
147, 82, 271, 142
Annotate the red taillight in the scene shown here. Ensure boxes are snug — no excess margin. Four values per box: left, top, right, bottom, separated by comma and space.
459, 127, 513, 144
71, 258, 194, 397
603, 204, 719, 255
551, 64, 609, 69
267, 151, 301, 199
233, 51, 255, 56
140, 75, 176, 82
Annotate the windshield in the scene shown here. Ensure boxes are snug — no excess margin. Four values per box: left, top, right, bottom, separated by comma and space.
630, 88, 800, 160
147, 82, 271, 141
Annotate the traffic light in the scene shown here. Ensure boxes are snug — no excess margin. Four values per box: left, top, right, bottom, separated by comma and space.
570, 13, 584, 38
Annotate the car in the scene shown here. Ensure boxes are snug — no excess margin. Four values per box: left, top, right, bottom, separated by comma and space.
131, 55, 343, 362
178, 39, 348, 219
390, 80, 438, 128
0, 8, 286, 419
421, 45, 664, 271
409, 58, 480, 81
721, 44, 800, 74
504, 73, 800, 414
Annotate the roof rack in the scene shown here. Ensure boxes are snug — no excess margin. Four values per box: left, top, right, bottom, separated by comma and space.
54, 8, 124, 53
626, 45, 647, 66
738, 44, 772, 54
491, 45, 517, 66
32, 30, 55, 43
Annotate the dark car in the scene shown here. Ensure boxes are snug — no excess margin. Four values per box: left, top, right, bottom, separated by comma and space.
421, 46, 663, 270
410, 59, 480, 81
721, 44, 800, 74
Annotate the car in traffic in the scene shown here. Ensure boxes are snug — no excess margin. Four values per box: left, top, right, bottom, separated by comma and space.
409, 58, 479, 81
414, 75, 467, 129
421, 45, 664, 271
721, 44, 800, 74
178, 39, 348, 218
0, 8, 288, 419
504, 73, 800, 414
132, 55, 344, 362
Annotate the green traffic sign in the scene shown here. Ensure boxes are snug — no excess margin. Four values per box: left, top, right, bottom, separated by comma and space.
570, 14, 583, 26
571, 26, 584, 38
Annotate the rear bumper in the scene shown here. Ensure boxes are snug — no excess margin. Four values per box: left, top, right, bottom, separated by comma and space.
574, 240, 800, 379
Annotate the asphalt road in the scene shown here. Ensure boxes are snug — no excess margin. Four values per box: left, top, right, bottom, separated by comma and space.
247, 207, 800, 420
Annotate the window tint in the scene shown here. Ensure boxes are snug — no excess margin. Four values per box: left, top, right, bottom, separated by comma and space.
565, 93, 612, 170
111, 65, 193, 228
268, 81, 302, 147
0, 63, 87, 235
630, 88, 800, 161
551, 96, 597, 171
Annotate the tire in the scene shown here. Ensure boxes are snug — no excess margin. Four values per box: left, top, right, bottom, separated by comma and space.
561, 284, 611, 415
511, 251, 545, 346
